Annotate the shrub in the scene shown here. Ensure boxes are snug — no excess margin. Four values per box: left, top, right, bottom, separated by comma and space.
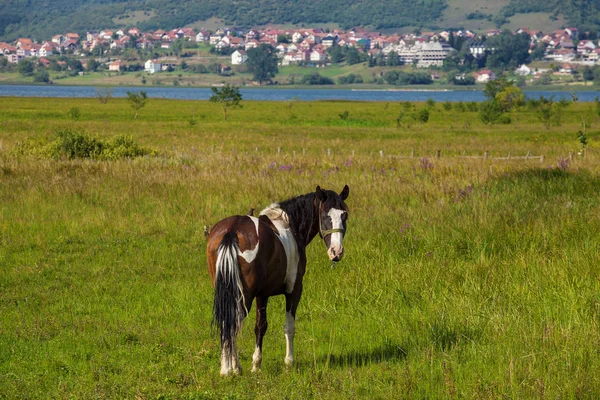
416, 108, 430, 123
300, 73, 334, 85
479, 100, 505, 125
68, 107, 81, 120
13, 129, 155, 160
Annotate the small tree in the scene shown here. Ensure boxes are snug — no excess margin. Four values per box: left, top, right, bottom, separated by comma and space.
126, 90, 148, 119
209, 84, 243, 120
96, 86, 113, 104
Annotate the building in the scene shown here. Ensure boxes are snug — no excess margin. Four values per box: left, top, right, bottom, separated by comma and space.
144, 59, 161, 74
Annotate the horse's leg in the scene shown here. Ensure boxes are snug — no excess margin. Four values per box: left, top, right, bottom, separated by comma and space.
252, 296, 269, 372
230, 336, 241, 375
284, 285, 302, 368
220, 340, 232, 376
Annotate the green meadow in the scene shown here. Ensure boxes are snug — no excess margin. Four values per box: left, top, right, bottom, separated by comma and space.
1, 96, 600, 399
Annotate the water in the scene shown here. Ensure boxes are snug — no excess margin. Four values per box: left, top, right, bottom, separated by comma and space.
0, 84, 599, 102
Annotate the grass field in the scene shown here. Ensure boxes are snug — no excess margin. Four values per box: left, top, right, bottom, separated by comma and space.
1, 96, 600, 399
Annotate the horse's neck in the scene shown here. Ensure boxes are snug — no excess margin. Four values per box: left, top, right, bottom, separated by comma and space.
278, 195, 320, 249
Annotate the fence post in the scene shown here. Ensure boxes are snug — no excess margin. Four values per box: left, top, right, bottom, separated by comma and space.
484, 151, 489, 160
411, 149, 414, 158
327, 148, 331, 157
436, 150, 441, 159
526, 151, 530, 159
540, 155, 545, 163
379, 150, 383, 157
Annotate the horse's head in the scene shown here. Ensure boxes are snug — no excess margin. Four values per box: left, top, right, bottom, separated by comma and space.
316, 185, 349, 262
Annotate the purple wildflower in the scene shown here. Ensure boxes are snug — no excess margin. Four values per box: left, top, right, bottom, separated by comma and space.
420, 157, 434, 171
279, 164, 293, 172
557, 157, 569, 171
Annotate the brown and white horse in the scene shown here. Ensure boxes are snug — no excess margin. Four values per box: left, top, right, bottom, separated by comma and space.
207, 185, 349, 376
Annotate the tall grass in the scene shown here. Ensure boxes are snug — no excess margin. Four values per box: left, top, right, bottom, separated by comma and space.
1, 97, 599, 398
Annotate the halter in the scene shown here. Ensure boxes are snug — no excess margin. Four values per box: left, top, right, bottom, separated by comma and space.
318, 202, 346, 238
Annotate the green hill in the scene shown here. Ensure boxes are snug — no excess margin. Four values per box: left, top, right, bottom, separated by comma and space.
1, 0, 600, 41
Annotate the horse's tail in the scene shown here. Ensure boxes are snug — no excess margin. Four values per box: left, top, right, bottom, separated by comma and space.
212, 231, 247, 350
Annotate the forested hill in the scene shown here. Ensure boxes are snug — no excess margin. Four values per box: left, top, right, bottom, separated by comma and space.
1, 0, 600, 41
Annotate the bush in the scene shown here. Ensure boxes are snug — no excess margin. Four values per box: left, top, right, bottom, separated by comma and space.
13, 129, 155, 160
416, 108, 430, 123
300, 73, 334, 85
55, 129, 104, 159
68, 107, 81, 120
479, 100, 505, 125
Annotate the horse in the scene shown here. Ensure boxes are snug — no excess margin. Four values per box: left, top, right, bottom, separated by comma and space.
206, 185, 350, 376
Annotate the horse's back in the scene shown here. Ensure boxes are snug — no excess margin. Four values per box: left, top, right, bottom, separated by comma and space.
206, 214, 287, 295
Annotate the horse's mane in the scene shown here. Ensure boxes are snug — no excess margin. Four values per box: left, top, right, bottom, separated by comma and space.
261, 192, 317, 248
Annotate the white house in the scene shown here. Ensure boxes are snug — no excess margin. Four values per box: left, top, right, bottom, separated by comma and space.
231, 49, 247, 65
515, 64, 531, 76
144, 59, 161, 74
310, 49, 326, 62
474, 69, 496, 83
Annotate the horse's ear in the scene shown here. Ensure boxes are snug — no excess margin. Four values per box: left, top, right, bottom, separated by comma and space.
315, 185, 326, 201
340, 185, 349, 200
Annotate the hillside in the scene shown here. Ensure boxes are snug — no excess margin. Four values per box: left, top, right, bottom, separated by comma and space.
1, 0, 600, 41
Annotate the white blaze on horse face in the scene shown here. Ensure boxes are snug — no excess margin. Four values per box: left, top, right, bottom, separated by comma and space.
260, 205, 299, 293
327, 208, 346, 261
239, 216, 260, 263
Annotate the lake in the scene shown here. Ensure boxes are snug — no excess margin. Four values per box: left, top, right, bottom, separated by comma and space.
0, 84, 599, 102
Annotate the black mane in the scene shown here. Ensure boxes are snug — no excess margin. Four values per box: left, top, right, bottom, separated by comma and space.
278, 192, 318, 248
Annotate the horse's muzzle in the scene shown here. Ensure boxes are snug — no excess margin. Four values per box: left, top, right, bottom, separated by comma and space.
328, 246, 344, 262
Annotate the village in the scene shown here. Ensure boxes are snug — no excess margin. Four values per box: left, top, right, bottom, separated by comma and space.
0, 25, 598, 84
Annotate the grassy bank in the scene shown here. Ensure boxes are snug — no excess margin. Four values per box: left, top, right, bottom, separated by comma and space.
1, 97, 600, 398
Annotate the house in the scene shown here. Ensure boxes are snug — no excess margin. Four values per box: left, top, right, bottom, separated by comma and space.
292, 31, 304, 43
469, 41, 487, 58
322, 35, 336, 48
144, 59, 161, 73
136, 38, 152, 49
128, 28, 142, 37
474, 69, 496, 83
99, 30, 113, 40
66, 33, 80, 42
7, 54, 22, 63
310, 49, 326, 62
558, 63, 575, 75
195, 31, 209, 42
245, 40, 259, 50
209, 33, 223, 45
577, 40, 596, 56
52, 35, 65, 45
231, 49, 247, 65
16, 38, 33, 48
515, 64, 531, 76
109, 60, 125, 72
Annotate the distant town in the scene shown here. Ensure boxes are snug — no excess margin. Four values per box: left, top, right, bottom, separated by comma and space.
0, 25, 597, 85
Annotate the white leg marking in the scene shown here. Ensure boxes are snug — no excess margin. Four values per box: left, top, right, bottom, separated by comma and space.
231, 337, 241, 375
251, 345, 262, 372
220, 342, 232, 376
284, 311, 295, 367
